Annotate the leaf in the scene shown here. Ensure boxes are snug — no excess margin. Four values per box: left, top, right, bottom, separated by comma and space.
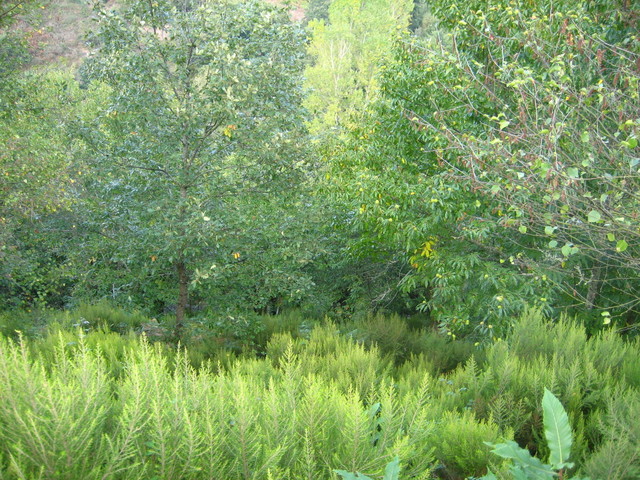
383, 457, 401, 480
566, 167, 579, 178
486, 441, 555, 478
510, 466, 532, 480
616, 240, 628, 252
580, 131, 590, 143
561, 244, 572, 256
607, 233, 615, 242
519, 225, 527, 234
587, 210, 601, 223
542, 389, 573, 470
544, 226, 554, 235
499, 120, 510, 129
548, 240, 558, 248
479, 472, 498, 480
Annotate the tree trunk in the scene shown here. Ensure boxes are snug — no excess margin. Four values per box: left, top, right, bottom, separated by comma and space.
175, 259, 189, 341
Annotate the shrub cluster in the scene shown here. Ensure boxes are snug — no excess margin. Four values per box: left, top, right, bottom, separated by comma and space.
0, 308, 637, 479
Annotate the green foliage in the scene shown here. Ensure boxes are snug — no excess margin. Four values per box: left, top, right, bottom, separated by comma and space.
329, 0, 640, 333
0, 328, 438, 479
582, 390, 640, 480
350, 312, 479, 370
0, 308, 637, 478
482, 389, 587, 480
69, 300, 148, 333
432, 410, 507, 478
79, 0, 308, 336
335, 457, 401, 480
0, 334, 111, 480
0, 70, 103, 309
542, 389, 574, 470
304, 0, 413, 134
0, 0, 45, 79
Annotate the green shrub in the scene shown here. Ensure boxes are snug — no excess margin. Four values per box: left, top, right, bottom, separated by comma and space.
582, 389, 640, 480
0, 334, 112, 480
0, 308, 636, 479
482, 389, 588, 480
430, 410, 508, 479
69, 300, 149, 333
410, 329, 480, 374
350, 313, 414, 363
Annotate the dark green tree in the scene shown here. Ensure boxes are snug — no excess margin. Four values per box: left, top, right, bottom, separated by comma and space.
81, 0, 307, 337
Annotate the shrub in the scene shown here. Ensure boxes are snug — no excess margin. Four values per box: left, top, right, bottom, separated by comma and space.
582, 389, 640, 480
430, 410, 508, 479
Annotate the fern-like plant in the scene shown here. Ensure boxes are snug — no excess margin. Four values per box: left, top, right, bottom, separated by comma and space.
481, 389, 590, 480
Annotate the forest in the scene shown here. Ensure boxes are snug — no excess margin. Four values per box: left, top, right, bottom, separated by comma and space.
0, 0, 639, 478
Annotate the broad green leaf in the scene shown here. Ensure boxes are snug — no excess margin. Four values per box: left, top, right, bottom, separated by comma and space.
587, 210, 601, 223
544, 226, 554, 235
519, 225, 527, 234
580, 131, 590, 143
510, 466, 531, 480
548, 240, 558, 248
383, 457, 401, 480
542, 389, 573, 470
607, 233, 616, 242
479, 471, 498, 480
486, 441, 555, 478
561, 244, 572, 256
616, 240, 628, 252
566, 167, 579, 178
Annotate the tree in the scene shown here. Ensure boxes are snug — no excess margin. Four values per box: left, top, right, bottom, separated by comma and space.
0, 66, 100, 309
304, 0, 412, 134
0, 0, 46, 80
80, 0, 307, 338
330, 0, 639, 336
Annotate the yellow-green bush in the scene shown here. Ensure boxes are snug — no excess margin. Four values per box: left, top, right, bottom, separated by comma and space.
0, 308, 637, 479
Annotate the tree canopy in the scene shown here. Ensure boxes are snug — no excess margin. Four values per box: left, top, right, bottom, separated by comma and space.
79, 0, 307, 337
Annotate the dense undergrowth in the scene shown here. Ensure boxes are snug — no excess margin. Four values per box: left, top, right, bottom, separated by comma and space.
0, 307, 638, 479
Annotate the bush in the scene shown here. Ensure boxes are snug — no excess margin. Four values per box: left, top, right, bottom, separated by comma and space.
430, 410, 508, 479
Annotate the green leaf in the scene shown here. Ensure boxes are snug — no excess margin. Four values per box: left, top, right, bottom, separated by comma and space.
566, 167, 579, 178
607, 233, 615, 242
519, 225, 527, 234
542, 389, 573, 470
616, 240, 628, 252
486, 441, 555, 478
587, 210, 601, 223
580, 131, 589, 143
544, 226, 554, 235
479, 471, 498, 480
499, 120, 510, 129
561, 244, 572, 256
548, 240, 558, 248
383, 457, 401, 480
510, 466, 531, 480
